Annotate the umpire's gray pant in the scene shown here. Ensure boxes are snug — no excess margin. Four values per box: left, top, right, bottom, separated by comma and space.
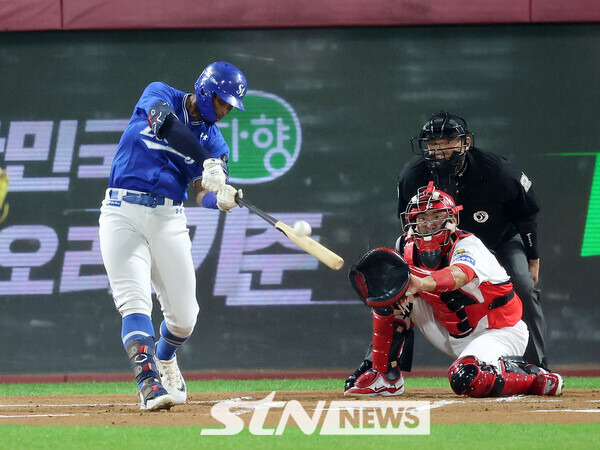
494, 234, 547, 369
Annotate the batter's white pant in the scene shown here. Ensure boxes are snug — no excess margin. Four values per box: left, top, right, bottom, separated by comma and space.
99, 194, 199, 338
411, 296, 529, 369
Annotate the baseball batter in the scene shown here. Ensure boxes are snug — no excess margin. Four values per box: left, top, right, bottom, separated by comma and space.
345, 183, 563, 398
99, 62, 246, 411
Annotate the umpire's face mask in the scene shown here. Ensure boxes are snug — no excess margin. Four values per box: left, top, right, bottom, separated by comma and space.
424, 138, 468, 192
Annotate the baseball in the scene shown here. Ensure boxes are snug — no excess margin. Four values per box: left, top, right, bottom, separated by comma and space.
293, 220, 312, 236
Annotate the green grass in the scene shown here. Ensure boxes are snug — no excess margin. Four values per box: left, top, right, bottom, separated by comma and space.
0, 376, 597, 396
2, 424, 599, 449
1, 377, 598, 449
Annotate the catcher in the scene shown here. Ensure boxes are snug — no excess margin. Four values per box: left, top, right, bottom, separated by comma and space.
345, 182, 563, 398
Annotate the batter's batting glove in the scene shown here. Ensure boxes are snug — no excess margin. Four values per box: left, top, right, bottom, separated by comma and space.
217, 185, 242, 213
0, 167, 9, 224
202, 158, 228, 193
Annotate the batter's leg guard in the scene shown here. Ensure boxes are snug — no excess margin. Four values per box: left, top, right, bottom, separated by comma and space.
448, 355, 502, 397
126, 337, 174, 411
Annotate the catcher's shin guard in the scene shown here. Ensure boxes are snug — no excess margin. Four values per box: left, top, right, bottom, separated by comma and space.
498, 356, 563, 396
372, 309, 395, 374
495, 356, 540, 396
391, 322, 415, 372
449, 355, 553, 398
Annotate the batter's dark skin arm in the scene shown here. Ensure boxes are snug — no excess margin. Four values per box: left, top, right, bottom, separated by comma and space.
193, 179, 211, 206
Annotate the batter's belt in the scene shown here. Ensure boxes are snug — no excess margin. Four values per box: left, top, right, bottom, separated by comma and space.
106, 188, 182, 208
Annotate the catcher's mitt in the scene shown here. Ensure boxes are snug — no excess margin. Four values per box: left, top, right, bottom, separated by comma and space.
0, 167, 8, 224
348, 247, 411, 307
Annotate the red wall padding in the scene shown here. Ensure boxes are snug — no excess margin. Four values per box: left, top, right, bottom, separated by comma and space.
531, 0, 600, 22
59, 0, 530, 30
0, 0, 61, 31
0, 0, 598, 32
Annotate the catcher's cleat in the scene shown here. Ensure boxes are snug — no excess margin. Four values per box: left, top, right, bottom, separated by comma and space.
138, 376, 175, 411
157, 355, 187, 404
530, 371, 564, 396
344, 369, 405, 397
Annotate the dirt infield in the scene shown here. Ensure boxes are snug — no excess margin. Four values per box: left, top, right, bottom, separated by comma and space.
1, 388, 599, 427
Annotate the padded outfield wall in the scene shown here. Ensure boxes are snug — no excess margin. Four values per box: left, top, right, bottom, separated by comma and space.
1, 25, 599, 374
1, 0, 599, 31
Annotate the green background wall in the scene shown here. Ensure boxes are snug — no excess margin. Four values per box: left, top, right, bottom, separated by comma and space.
1, 25, 599, 374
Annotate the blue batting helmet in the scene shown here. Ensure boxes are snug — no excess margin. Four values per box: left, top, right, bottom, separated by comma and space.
194, 61, 247, 123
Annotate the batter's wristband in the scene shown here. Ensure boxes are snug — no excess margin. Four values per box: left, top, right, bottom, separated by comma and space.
201, 191, 218, 209
431, 268, 456, 293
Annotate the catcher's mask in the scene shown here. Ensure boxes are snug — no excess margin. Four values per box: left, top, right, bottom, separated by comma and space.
401, 181, 462, 269
348, 247, 411, 307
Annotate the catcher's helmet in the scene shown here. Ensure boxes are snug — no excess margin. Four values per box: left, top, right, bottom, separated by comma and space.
348, 247, 411, 307
194, 61, 247, 123
401, 182, 462, 269
403, 181, 461, 229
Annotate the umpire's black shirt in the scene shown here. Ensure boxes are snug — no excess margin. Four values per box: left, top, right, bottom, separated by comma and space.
397, 147, 540, 259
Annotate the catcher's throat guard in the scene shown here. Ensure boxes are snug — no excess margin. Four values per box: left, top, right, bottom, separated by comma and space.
349, 247, 411, 307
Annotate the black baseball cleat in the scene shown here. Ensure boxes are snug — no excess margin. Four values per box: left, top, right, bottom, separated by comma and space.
138, 376, 175, 411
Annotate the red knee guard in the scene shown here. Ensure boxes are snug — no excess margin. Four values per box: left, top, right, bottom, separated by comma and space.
372, 311, 394, 373
448, 355, 499, 397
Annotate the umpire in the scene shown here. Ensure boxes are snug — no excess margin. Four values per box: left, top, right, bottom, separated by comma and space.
397, 111, 548, 370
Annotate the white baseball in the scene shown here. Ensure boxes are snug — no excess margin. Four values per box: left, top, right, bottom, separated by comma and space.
293, 220, 312, 236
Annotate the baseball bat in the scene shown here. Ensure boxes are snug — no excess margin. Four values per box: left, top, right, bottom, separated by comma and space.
236, 196, 344, 270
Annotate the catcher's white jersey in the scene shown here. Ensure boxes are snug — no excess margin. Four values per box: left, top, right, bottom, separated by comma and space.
407, 233, 528, 368
410, 234, 522, 337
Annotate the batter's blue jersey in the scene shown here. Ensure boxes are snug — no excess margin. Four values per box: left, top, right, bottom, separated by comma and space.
108, 82, 229, 202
